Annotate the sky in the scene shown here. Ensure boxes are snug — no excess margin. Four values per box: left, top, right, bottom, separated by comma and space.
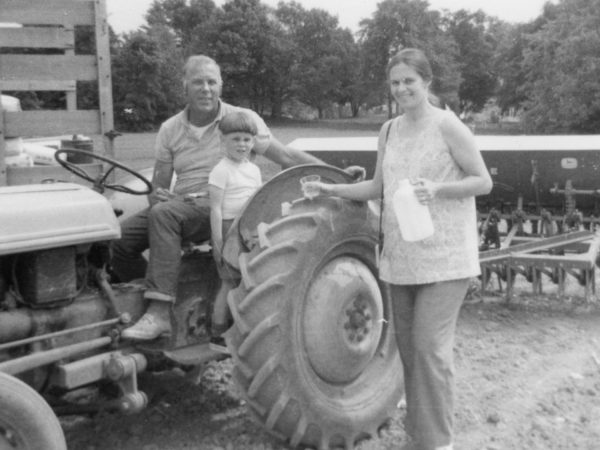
106, 0, 556, 35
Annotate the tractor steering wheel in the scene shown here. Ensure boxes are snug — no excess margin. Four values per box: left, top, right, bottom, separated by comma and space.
55, 149, 152, 196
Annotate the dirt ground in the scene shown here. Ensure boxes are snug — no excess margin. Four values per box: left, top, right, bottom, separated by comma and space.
62, 275, 600, 450
61, 129, 600, 449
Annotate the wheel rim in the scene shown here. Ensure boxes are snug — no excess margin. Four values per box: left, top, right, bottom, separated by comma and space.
303, 256, 384, 384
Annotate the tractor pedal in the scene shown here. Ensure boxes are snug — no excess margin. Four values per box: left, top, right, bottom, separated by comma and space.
163, 342, 229, 366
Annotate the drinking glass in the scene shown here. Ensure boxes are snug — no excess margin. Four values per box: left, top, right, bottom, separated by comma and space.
300, 174, 321, 200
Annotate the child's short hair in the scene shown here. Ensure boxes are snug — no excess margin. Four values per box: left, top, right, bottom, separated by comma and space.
218, 111, 258, 136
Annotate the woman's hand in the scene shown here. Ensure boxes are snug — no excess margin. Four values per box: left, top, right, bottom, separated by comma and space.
343, 165, 366, 182
303, 181, 335, 198
412, 178, 438, 205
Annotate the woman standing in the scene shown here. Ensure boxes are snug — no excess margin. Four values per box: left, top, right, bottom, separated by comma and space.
306, 48, 492, 450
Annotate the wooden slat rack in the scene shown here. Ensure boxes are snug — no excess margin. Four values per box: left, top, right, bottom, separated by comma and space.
0, 0, 114, 187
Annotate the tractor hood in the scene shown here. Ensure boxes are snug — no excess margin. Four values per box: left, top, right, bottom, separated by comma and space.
0, 183, 120, 255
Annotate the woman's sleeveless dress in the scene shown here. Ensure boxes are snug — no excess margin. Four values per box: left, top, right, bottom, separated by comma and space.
379, 108, 481, 285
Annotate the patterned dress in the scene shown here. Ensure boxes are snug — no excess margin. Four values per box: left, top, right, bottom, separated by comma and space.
379, 108, 481, 285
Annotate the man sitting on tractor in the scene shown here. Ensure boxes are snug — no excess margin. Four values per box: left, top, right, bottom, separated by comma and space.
111, 55, 334, 340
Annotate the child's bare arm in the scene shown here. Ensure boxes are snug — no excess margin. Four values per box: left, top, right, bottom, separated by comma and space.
209, 185, 225, 260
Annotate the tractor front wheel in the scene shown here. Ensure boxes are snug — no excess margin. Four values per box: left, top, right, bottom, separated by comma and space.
0, 372, 66, 450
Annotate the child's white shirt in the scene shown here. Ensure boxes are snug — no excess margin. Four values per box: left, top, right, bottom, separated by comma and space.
208, 157, 262, 219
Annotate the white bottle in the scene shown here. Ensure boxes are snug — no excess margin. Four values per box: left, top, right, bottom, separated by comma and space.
392, 179, 434, 242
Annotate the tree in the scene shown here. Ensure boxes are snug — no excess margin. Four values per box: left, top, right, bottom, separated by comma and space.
145, 0, 218, 55
275, 2, 356, 118
112, 26, 184, 131
209, 0, 274, 113
490, 21, 527, 115
444, 10, 497, 113
332, 28, 362, 117
260, 21, 298, 118
521, 0, 600, 132
358, 0, 461, 114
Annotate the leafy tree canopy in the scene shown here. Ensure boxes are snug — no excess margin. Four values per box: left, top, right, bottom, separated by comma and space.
107, 0, 600, 133
521, 0, 600, 132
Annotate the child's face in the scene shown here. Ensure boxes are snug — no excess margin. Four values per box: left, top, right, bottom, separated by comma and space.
222, 131, 255, 162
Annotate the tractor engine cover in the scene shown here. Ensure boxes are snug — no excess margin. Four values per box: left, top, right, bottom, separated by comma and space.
0, 183, 121, 256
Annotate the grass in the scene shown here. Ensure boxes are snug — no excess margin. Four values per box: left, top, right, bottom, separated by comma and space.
104, 115, 523, 181
107, 117, 384, 180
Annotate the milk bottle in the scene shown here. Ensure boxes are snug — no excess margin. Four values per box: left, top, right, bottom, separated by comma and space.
392, 179, 434, 241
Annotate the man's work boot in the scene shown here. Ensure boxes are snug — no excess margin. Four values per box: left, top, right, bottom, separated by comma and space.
121, 312, 171, 340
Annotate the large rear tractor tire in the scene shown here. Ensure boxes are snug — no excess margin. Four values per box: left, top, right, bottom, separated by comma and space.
228, 195, 403, 449
0, 372, 67, 450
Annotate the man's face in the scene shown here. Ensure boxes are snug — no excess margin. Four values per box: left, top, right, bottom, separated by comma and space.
184, 63, 222, 114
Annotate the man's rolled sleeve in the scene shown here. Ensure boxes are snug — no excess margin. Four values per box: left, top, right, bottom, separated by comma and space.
154, 123, 174, 163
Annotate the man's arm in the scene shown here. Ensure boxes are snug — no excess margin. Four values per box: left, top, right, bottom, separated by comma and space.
262, 137, 324, 169
262, 136, 366, 180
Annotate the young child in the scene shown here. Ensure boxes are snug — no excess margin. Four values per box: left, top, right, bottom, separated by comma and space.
208, 111, 262, 352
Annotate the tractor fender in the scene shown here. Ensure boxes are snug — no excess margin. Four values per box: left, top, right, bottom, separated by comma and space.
222, 164, 354, 270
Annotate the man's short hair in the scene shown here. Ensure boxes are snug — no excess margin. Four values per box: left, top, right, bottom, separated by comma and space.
183, 55, 222, 81
218, 111, 258, 136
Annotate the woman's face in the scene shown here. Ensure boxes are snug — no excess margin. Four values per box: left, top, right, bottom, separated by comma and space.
389, 63, 430, 110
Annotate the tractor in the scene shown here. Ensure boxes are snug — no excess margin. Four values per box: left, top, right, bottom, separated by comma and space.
0, 148, 403, 450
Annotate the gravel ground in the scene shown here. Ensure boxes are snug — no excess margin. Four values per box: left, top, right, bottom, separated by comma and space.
63, 279, 600, 450
63, 127, 600, 449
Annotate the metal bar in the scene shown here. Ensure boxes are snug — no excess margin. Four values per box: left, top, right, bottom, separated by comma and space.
479, 230, 594, 263
0, 317, 120, 352
584, 270, 591, 301
95, 270, 120, 316
506, 265, 514, 301
510, 254, 594, 270
558, 269, 566, 297
501, 225, 519, 249
476, 213, 600, 225
532, 268, 542, 294
0, 94, 6, 186
0, 336, 112, 376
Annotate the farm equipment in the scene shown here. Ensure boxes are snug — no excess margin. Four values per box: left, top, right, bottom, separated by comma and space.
0, 2, 402, 449
0, 161, 402, 450
479, 229, 600, 302
294, 135, 600, 301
